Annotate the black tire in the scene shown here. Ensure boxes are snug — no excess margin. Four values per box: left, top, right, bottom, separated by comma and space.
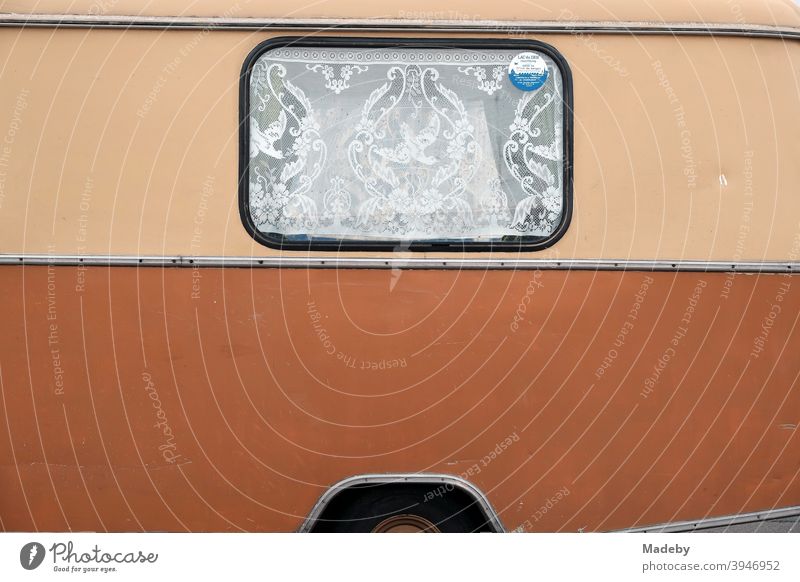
311, 483, 492, 533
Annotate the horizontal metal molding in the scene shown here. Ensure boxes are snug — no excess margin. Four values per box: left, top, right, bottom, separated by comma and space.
1, 254, 799, 272
0, 14, 799, 40
617, 505, 800, 533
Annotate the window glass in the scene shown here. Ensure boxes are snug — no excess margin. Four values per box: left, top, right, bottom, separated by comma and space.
244, 42, 569, 249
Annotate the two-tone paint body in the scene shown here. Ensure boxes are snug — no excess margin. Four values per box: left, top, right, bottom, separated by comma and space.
0, 0, 799, 531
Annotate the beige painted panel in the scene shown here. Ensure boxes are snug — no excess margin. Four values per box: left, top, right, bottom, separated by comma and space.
0, 28, 799, 260
1, 0, 799, 28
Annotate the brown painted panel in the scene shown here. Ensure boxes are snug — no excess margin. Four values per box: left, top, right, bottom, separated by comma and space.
0, 266, 797, 532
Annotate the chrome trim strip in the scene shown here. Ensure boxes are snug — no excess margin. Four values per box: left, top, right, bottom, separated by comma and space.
617, 505, 800, 533
0, 254, 799, 272
298, 473, 505, 533
0, 14, 799, 39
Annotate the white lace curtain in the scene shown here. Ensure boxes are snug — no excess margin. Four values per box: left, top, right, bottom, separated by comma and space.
247, 47, 565, 242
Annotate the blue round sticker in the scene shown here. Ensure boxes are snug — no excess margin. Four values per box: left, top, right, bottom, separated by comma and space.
508, 52, 549, 92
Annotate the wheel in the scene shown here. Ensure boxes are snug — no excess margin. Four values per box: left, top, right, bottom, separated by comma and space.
372, 514, 440, 533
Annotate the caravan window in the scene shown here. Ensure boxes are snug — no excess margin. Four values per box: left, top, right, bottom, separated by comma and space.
240, 38, 573, 251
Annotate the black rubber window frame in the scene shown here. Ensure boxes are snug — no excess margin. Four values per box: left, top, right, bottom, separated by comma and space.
239, 36, 574, 253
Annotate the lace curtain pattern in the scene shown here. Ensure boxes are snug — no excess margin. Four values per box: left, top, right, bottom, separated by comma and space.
247, 47, 565, 242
